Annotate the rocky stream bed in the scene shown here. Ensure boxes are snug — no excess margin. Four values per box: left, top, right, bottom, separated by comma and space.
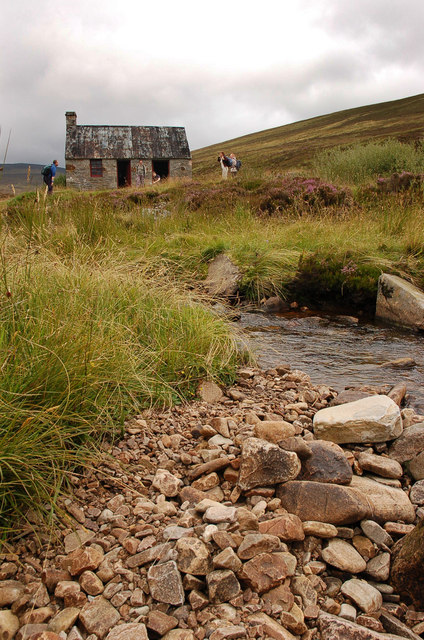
1, 365, 424, 640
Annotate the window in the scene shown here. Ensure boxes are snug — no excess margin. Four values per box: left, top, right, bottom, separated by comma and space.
90, 159, 103, 177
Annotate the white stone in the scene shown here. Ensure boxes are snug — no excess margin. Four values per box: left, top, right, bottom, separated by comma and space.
313, 395, 402, 443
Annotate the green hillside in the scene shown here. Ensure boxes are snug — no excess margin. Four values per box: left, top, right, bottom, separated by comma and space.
192, 93, 424, 177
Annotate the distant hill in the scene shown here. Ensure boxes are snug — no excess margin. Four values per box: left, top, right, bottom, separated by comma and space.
0, 163, 65, 196
192, 93, 424, 177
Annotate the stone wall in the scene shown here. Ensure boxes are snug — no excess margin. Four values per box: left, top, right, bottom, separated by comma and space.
66, 158, 192, 190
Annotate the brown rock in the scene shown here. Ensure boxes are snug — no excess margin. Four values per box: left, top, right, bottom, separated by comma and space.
206, 570, 241, 604
237, 533, 280, 559
105, 623, 149, 640
258, 514, 305, 541
391, 517, 424, 608
247, 612, 297, 640
276, 481, 370, 525
319, 612, 403, 640
147, 561, 185, 606
47, 608, 80, 634
237, 553, 288, 593
126, 542, 173, 569
79, 570, 104, 595
0, 609, 19, 640
262, 584, 294, 611
238, 438, 300, 490
67, 546, 103, 577
198, 381, 223, 403
188, 457, 231, 480
254, 420, 295, 443
297, 440, 353, 485
357, 452, 403, 479
176, 538, 211, 575
79, 596, 120, 639
147, 611, 178, 635
0, 580, 25, 606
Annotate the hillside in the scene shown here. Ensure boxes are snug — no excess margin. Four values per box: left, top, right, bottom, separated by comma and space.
192, 93, 424, 177
0, 162, 65, 195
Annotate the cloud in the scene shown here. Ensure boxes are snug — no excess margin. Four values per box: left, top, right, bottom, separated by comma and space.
1, 0, 424, 163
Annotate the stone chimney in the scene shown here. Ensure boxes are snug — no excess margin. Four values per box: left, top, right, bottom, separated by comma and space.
65, 111, 77, 127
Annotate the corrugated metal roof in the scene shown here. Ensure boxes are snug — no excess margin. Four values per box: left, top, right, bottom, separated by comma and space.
66, 125, 191, 159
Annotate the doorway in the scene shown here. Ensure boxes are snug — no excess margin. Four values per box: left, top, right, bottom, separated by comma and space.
152, 159, 169, 180
117, 160, 131, 187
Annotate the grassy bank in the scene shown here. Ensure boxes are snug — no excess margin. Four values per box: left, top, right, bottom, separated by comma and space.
2, 137, 424, 531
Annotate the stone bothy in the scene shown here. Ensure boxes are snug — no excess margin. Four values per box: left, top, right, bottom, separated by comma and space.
65, 111, 192, 190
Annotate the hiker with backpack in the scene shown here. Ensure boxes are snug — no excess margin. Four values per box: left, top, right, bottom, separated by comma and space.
41, 160, 59, 194
218, 151, 232, 179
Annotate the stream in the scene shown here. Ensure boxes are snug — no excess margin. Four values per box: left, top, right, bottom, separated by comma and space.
238, 311, 424, 413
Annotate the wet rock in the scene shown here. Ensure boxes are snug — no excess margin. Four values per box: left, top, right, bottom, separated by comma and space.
276, 481, 370, 525
237, 438, 301, 490
206, 570, 241, 604
330, 390, 375, 406
147, 561, 185, 606
79, 596, 120, 639
321, 539, 367, 573
313, 395, 403, 444
340, 579, 383, 613
297, 440, 353, 485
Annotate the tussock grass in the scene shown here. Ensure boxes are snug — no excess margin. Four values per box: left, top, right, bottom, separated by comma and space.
2, 135, 424, 531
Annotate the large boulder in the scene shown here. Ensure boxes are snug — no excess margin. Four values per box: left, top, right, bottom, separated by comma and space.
349, 476, 415, 524
376, 273, 424, 331
296, 440, 353, 484
276, 481, 371, 525
238, 438, 301, 490
313, 395, 402, 444
391, 518, 424, 609
389, 422, 424, 463
204, 254, 241, 298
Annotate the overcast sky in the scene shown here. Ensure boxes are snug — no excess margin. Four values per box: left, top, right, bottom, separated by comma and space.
1, 0, 424, 165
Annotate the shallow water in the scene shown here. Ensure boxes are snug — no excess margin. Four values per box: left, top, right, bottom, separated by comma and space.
238, 311, 424, 413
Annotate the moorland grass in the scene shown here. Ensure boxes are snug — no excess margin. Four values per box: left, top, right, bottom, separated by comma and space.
2, 135, 424, 532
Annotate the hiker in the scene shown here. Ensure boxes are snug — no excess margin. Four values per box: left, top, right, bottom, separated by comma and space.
42, 160, 59, 194
229, 153, 238, 177
152, 171, 161, 184
136, 159, 146, 187
218, 152, 232, 179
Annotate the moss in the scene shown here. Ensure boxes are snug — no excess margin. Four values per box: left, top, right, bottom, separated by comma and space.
288, 252, 380, 313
